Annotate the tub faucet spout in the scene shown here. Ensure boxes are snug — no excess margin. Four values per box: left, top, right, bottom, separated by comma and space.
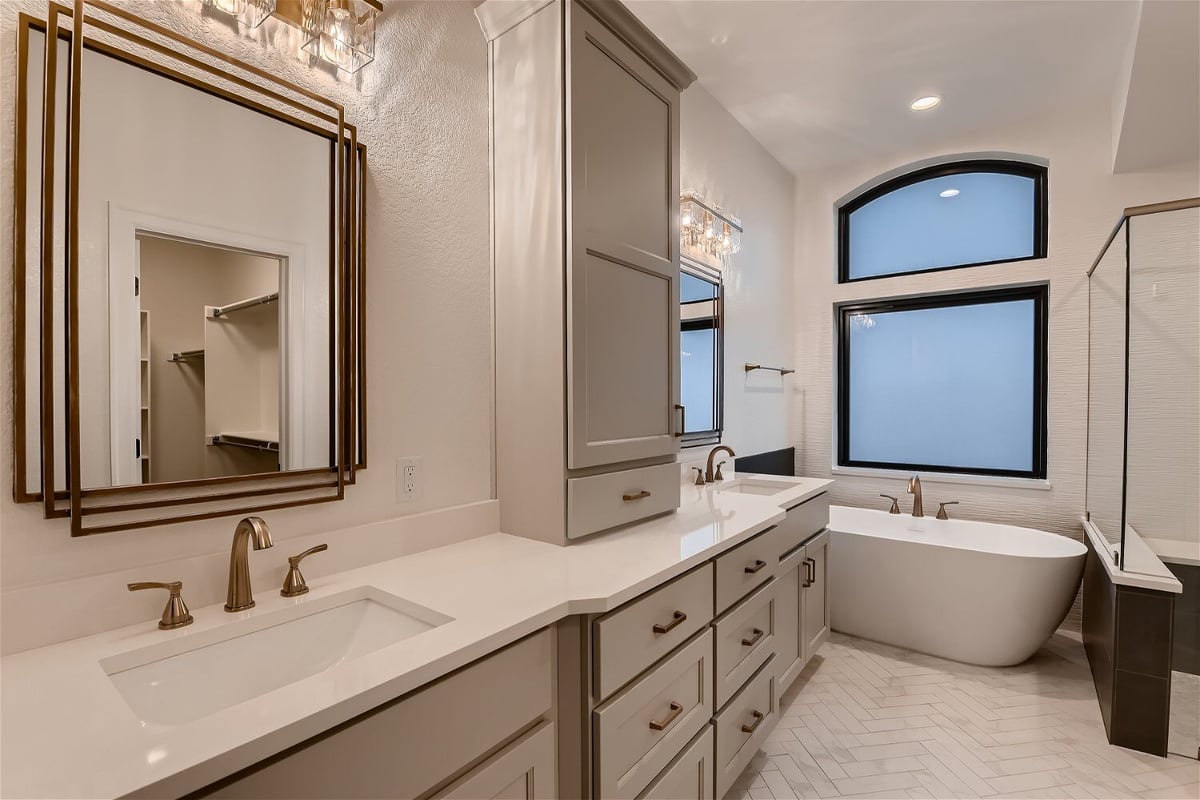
907, 475, 924, 518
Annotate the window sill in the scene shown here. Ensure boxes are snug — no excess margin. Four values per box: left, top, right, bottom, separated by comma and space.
831, 465, 1052, 491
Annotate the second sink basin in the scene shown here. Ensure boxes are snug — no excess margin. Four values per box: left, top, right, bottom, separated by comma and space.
714, 478, 796, 496
102, 586, 452, 725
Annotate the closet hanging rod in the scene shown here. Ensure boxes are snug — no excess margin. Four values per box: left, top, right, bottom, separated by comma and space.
209, 291, 279, 319
745, 363, 794, 376
169, 349, 205, 363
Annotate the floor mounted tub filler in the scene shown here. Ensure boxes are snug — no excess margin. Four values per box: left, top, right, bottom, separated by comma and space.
830, 505, 1086, 666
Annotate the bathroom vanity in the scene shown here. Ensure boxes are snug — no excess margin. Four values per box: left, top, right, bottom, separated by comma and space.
0, 475, 832, 800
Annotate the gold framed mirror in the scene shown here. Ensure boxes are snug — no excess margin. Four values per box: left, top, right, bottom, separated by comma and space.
13, 1, 366, 535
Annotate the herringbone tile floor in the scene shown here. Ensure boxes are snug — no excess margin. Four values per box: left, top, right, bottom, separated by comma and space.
729, 632, 1200, 800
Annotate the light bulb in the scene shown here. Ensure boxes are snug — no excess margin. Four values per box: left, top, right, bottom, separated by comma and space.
911, 95, 941, 111
939, 188, 959, 198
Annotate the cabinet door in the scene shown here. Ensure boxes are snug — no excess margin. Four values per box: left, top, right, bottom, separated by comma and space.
775, 545, 806, 691
802, 530, 831, 660
566, 3, 681, 469
436, 721, 556, 800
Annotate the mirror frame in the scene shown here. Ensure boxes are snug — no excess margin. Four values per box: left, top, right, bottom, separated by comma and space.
13, 1, 367, 535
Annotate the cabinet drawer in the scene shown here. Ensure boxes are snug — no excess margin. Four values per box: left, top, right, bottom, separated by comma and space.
434, 720, 555, 800
713, 659, 777, 799
638, 725, 713, 800
714, 529, 778, 615
567, 463, 681, 539
594, 563, 713, 700
713, 578, 778, 708
200, 630, 553, 800
594, 629, 713, 800
771, 492, 829, 561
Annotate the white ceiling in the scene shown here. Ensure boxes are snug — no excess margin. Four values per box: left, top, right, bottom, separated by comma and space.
627, 0, 1142, 175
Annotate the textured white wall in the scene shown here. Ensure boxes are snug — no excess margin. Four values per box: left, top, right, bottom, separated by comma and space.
791, 97, 1199, 543
678, 85, 795, 471
0, 1, 493, 598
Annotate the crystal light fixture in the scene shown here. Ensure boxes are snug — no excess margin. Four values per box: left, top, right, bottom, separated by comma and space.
204, 0, 277, 29
680, 191, 742, 264
303, 0, 378, 74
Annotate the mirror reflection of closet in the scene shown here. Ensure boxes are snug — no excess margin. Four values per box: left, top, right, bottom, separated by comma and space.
133, 234, 282, 483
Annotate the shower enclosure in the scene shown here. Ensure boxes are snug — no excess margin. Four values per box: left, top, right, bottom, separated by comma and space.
1085, 198, 1199, 574
1084, 196, 1198, 760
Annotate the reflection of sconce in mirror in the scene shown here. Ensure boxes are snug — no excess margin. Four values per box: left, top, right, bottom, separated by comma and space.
204, 0, 381, 73
204, 0, 277, 29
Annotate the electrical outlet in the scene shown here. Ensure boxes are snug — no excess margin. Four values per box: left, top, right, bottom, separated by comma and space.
396, 456, 421, 502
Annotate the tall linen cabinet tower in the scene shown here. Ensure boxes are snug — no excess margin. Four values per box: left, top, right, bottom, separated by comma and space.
478, 0, 696, 544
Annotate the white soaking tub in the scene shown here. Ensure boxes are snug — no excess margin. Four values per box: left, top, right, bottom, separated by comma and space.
829, 505, 1086, 666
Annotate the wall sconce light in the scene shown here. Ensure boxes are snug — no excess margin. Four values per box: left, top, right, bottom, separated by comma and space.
204, 0, 382, 73
204, 0, 277, 28
301, 0, 378, 74
681, 191, 742, 265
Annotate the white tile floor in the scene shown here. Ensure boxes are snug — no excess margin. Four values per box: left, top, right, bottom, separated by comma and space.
730, 632, 1200, 799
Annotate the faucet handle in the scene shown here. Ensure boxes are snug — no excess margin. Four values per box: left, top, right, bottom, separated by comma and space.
128, 580, 193, 630
879, 494, 901, 514
692, 467, 706, 486
715, 460, 727, 481
282, 544, 328, 597
935, 501, 959, 520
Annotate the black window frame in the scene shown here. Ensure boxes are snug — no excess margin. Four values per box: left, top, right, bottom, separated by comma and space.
837, 159, 1048, 284
679, 260, 724, 449
837, 284, 1049, 479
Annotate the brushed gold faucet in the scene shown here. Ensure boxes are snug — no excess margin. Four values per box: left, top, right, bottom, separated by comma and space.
281, 544, 328, 597
705, 445, 735, 483
907, 475, 924, 518
127, 580, 193, 629
225, 516, 273, 612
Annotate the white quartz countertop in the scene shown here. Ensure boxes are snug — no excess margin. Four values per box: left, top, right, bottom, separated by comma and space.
0, 474, 831, 800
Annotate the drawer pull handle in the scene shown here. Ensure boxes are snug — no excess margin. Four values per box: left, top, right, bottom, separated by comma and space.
741, 627, 765, 647
649, 701, 684, 732
744, 559, 767, 574
652, 610, 687, 634
623, 490, 651, 502
804, 557, 816, 587
741, 709, 765, 735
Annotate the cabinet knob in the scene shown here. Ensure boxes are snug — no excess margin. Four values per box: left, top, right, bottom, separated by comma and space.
622, 490, 651, 502
649, 701, 683, 732
744, 559, 767, 575
652, 610, 687, 634
741, 628, 765, 647
741, 709, 765, 734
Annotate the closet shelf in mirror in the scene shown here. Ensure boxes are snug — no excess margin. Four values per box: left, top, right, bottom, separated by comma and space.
169, 349, 205, 364
207, 292, 279, 319
209, 432, 280, 453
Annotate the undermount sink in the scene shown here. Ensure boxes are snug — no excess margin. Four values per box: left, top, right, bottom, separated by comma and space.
101, 586, 452, 725
714, 478, 796, 496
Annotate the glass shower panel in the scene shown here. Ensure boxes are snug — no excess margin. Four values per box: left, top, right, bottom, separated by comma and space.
1124, 208, 1200, 575
1086, 220, 1128, 550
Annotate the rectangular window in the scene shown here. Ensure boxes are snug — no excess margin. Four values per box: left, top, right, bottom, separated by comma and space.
680, 263, 722, 447
837, 286, 1048, 478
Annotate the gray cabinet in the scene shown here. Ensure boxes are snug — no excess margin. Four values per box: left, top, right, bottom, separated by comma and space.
772, 497, 832, 693
436, 721, 557, 800
197, 630, 554, 800
802, 530, 831, 658
479, 0, 695, 545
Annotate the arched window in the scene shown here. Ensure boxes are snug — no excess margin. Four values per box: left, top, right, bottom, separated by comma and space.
838, 159, 1047, 282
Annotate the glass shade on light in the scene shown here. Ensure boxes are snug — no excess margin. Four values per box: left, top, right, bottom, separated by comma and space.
204, 0, 276, 28
680, 192, 741, 263
303, 0, 377, 74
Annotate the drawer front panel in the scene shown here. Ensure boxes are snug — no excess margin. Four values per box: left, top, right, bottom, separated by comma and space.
434, 720, 556, 800
713, 578, 778, 708
567, 462, 681, 539
594, 563, 714, 700
638, 725, 713, 800
770, 493, 829, 561
713, 658, 778, 799
714, 529, 778, 615
594, 629, 714, 800
201, 630, 553, 800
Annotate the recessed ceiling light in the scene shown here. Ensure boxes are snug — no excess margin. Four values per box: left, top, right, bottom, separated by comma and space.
911, 95, 941, 111
939, 188, 960, 198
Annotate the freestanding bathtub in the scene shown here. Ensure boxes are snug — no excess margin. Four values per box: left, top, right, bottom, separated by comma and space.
830, 505, 1087, 667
